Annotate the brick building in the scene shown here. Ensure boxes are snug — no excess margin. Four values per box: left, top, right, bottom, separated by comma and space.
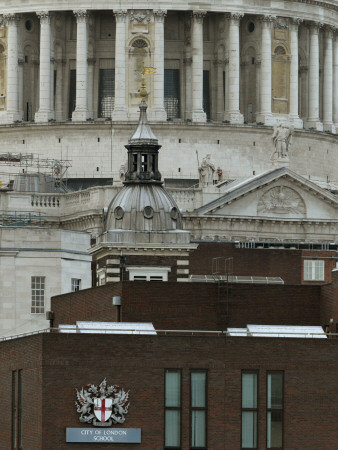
1, 269, 338, 449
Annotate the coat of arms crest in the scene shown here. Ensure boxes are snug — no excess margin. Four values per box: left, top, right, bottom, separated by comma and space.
75, 378, 130, 427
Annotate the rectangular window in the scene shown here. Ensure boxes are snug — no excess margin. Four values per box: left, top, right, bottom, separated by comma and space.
71, 278, 81, 292
203, 71, 210, 120
303, 260, 324, 281
98, 69, 115, 118
191, 370, 207, 448
68, 69, 76, 118
12, 370, 17, 450
242, 372, 258, 449
164, 69, 180, 120
267, 372, 283, 449
31, 276, 45, 314
165, 369, 181, 448
18, 370, 22, 449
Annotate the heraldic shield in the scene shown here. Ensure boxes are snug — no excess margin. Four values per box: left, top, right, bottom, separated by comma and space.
94, 398, 113, 423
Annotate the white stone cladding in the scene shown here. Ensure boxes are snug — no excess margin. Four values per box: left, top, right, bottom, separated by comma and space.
0, 227, 92, 337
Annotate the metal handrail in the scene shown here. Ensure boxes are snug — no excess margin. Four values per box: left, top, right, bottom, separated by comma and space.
1, 327, 336, 342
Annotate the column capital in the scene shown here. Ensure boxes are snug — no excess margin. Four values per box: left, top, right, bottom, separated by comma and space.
225, 12, 244, 22
260, 15, 276, 26
36, 11, 51, 24
153, 10, 167, 22
213, 59, 227, 67
192, 11, 206, 24
73, 10, 88, 23
3, 13, 20, 25
324, 25, 335, 39
306, 21, 324, 33
114, 10, 128, 22
289, 17, 303, 27
87, 57, 96, 65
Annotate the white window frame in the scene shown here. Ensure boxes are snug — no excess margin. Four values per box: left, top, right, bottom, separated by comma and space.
127, 266, 171, 282
31, 276, 45, 314
303, 260, 324, 281
71, 278, 81, 292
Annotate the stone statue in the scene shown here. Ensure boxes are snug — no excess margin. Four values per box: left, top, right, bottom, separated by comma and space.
199, 154, 215, 187
272, 124, 294, 160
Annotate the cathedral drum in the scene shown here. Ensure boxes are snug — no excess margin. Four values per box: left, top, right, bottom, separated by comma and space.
0, 0, 336, 187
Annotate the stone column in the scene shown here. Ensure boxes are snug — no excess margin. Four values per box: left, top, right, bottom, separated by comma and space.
256, 15, 274, 125
334, 30, 338, 126
289, 18, 303, 128
191, 11, 206, 122
72, 10, 89, 121
112, 10, 128, 121
54, 58, 65, 121
151, 10, 167, 121
3, 14, 21, 122
87, 58, 95, 120
224, 13, 244, 124
35, 11, 54, 122
304, 22, 323, 131
323, 26, 335, 133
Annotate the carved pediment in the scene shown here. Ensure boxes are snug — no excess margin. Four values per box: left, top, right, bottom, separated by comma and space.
195, 168, 337, 221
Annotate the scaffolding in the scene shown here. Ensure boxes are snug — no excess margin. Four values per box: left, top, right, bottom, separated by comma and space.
0, 152, 71, 192
212, 257, 233, 327
0, 210, 46, 227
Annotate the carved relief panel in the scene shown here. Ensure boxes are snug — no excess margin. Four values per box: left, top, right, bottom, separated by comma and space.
257, 186, 306, 217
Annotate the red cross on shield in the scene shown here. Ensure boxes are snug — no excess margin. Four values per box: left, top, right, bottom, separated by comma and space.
94, 398, 113, 422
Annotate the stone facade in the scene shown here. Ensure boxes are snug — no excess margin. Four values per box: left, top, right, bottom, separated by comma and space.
0, 227, 91, 336
0, 1, 336, 185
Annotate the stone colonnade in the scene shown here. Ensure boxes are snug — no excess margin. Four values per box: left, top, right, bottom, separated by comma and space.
1, 10, 338, 132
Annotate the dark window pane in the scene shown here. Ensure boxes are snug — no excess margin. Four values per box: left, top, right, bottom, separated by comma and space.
242, 373, 257, 409
68, 69, 76, 118
191, 372, 206, 408
165, 371, 180, 407
98, 69, 115, 118
191, 410, 206, 447
268, 373, 283, 409
165, 410, 180, 447
267, 410, 283, 448
203, 70, 210, 119
164, 69, 180, 119
242, 411, 257, 448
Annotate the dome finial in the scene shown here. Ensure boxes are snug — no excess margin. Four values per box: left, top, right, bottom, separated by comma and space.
139, 66, 156, 103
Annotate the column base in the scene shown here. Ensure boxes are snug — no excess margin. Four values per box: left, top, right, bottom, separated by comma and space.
288, 115, 303, 129
0, 111, 23, 124
191, 110, 207, 123
148, 107, 167, 122
111, 107, 128, 121
35, 110, 54, 123
304, 120, 323, 132
224, 111, 244, 125
72, 109, 90, 122
256, 113, 274, 126
323, 123, 336, 134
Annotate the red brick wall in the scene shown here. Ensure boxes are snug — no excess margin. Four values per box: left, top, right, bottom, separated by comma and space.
1, 333, 338, 449
52, 281, 321, 330
189, 242, 303, 284
320, 270, 338, 330
0, 335, 42, 450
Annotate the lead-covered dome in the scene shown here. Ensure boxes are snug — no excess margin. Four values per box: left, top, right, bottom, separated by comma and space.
105, 183, 182, 232
103, 99, 188, 244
